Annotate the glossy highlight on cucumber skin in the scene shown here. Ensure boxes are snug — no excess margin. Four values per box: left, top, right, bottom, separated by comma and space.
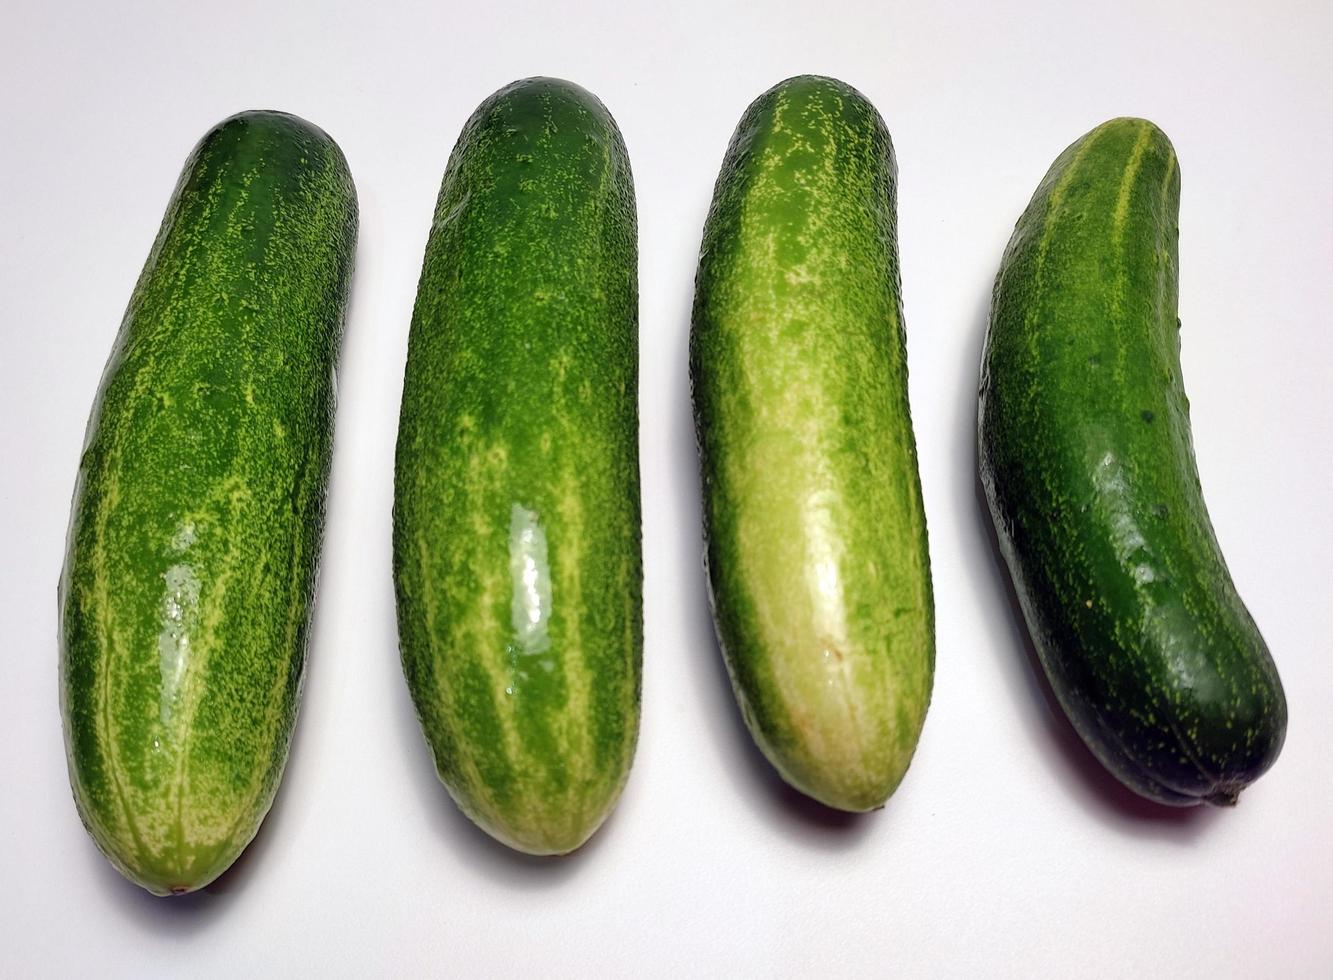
691, 76, 935, 813
978, 117, 1286, 807
59, 110, 357, 895
393, 78, 641, 855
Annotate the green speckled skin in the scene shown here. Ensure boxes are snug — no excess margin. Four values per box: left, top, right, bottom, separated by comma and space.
978, 118, 1286, 806
393, 78, 641, 855
690, 76, 934, 812
59, 111, 357, 894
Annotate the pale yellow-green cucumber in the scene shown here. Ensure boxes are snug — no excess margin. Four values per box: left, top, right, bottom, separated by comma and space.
690, 76, 934, 811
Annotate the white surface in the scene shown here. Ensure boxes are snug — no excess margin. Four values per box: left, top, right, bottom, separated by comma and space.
2, 0, 1331, 975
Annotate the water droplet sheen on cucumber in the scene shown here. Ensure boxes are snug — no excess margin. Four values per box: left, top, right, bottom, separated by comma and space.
59, 111, 357, 894
978, 117, 1286, 806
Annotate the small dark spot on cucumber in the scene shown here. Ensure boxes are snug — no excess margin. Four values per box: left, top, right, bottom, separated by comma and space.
1152, 503, 1169, 519
1141, 410, 1155, 423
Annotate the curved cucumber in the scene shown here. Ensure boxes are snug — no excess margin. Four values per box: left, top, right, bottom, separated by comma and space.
59, 111, 357, 894
393, 78, 641, 855
690, 76, 934, 812
978, 117, 1286, 806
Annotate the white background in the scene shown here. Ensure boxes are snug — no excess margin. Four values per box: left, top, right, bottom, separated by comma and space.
2, 0, 1330, 976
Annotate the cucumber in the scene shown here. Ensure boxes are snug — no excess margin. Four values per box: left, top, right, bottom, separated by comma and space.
690, 76, 934, 812
393, 78, 641, 854
978, 117, 1287, 806
59, 111, 357, 894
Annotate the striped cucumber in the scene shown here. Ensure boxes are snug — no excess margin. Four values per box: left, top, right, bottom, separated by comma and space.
393, 78, 641, 854
690, 76, 934, 812
978, 118, 1286, 806
59, 111, 357, 894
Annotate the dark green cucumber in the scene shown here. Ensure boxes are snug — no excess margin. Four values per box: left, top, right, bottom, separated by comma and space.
690, 76, 934, 812
59, 111, 357, 894
978, 117, 1286, 806
393, 78, 641, 855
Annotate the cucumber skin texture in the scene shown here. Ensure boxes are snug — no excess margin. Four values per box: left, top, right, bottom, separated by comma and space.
393, 78, 641, 855
978, 118, 1286, 806
690, 76, 934, 812
59, 111, 357, 894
